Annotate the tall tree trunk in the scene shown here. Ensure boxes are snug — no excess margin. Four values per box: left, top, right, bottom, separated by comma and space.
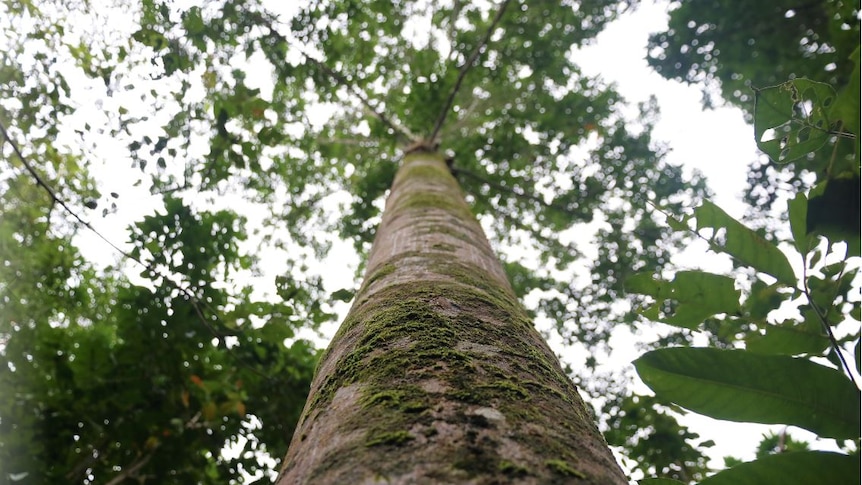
278, 150, 627, 484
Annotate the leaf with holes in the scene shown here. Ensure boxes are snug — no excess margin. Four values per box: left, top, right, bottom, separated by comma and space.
754, 79, 836, 163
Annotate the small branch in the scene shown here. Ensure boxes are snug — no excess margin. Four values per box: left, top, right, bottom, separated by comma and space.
454, 165, 575, 216
300, 49, 417, 142
105, 452, 154, 485
429, 0, 512, 143
446, 0, 463, 49
438, 96, 485, 139
801, 258, 860, 390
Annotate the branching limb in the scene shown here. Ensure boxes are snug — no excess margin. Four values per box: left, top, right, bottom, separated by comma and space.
454, 164, 577, 216
430, 0, 512, 143
250, 11, 417, 144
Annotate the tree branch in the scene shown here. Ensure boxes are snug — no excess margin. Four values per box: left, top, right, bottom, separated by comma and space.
802, 260, 860, 390
430, 0, 512, 143
250, 11, 418, 144
105, 452, 154, 485
454, 164, 577, 217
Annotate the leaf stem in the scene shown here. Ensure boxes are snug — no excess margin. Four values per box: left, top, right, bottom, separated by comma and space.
801, 255, 860, 390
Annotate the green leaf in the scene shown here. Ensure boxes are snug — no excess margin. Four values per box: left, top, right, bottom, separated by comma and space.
830, 46, 860, 150
806, 177, 862, 256
699, 451, 860, 485
855, 338, 861, 375
754, 79, 836, 163
787, 192, 813, 256
330, 288, 355, 302
626, 271, 740, 329
742, 280, 785, 321
634, 347, 860, 439
640, 479, 686, 485
694, 201, 797, 286
132, 28, 168, 50
745, 318, 829, 356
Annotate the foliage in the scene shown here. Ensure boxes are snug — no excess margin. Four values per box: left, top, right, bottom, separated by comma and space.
603, 393, 712, 482
0, 170, 319, 482
647, 0, 860, 216
628, 60, 861, 484
647, 0, 859, 119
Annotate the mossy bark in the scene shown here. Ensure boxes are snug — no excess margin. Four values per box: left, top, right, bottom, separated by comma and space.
277, 151, 627, 484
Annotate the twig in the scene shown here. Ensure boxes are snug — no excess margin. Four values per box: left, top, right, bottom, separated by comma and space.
429, 0, 512, 143
104, 452, 154, 485
446, 0, 463, 50
802, 258, 860, 390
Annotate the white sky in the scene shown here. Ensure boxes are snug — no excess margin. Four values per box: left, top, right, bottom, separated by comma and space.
56, 0, 847, 479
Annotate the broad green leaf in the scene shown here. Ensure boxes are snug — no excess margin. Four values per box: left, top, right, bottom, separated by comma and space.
754, 79, 836, 163
625, 271, 740, 329
787, 192, 813, 255
699, 451, 860, 485
745, 318, 829, 356
742, 280, 785, 320
806, 177, 862, 256
639, 479, 685, 485
694, 201, 797, 286
634, 347, 860, 439
829, 46, 860, 155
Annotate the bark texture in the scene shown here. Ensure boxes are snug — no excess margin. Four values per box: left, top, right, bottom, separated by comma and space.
278, 151, 628, 484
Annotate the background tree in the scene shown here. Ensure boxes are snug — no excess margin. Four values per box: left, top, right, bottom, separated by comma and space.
647, 0, 860, 218
0, 0, 716, 482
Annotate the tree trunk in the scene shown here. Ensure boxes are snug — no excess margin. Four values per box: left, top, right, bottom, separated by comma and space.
277, 150, 628, 484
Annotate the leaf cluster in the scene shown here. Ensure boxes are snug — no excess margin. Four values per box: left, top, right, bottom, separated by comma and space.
628, 56, 861, 485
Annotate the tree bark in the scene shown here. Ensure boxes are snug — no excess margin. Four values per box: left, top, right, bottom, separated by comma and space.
277, 151, 627, 484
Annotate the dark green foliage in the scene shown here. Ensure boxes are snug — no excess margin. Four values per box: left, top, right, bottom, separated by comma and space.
0, 190, 319, 482
648, 0, 860, 216
648, 0, 859, 119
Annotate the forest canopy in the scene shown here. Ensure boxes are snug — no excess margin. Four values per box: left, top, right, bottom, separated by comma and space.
0, 0, 859, 483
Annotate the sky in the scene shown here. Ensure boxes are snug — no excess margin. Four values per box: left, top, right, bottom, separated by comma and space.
53, 0, 842, 478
